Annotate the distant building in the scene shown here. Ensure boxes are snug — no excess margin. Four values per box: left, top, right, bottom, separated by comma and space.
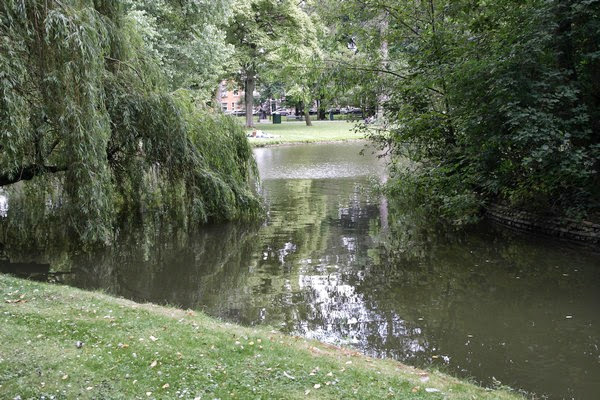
218, 80, 283, 115
219, 81, 244, 113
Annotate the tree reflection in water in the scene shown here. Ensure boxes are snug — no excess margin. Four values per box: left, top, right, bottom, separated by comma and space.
1, 142, 599, 399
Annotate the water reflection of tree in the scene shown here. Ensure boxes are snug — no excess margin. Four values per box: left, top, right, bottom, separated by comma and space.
353, 199, 600, 396
223, 178, 381, 326
3, 174, 598, 398
66, 220, 265, 310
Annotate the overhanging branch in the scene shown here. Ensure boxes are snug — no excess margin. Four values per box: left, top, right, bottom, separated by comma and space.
0, 164, 68, 187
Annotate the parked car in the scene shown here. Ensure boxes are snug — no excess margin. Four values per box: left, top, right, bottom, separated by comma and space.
273, 108, 289, 116
341, 106, 362, 114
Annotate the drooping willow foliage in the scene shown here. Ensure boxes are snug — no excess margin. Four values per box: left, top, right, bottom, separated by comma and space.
0, 0, 261, 245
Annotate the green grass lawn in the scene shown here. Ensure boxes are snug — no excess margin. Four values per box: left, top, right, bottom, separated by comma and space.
245, 120, 365, 146
0, 274, 523, 400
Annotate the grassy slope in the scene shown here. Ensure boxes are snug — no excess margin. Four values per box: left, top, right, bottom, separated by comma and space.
245, 120, 364, 146
0, 275, 523, 400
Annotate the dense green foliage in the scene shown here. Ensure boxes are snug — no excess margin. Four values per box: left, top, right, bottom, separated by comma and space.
0, 0, 260, 244
325, 0, 600, 221
124, 0, 233, 96
3, 0, 598, 242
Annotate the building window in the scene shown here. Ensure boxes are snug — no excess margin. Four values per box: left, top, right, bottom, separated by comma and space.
233, 89, 239, 96
232, 102, 235, 110
222, 103, 228, 111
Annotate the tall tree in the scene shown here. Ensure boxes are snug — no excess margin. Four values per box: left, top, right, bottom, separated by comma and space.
225, 0, 313, 127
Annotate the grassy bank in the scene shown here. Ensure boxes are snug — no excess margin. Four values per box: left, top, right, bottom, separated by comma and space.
245, 120, 364, 146
0, 274, 522, 399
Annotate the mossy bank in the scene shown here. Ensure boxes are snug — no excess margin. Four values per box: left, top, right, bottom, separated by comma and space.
0, 274, 523, 399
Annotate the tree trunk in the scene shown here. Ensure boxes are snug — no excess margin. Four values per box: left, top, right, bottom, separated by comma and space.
317, 98, 326, 120
555, 0, 576, 80
244, 69, 256, 128
377, 12, 389, 121
304, 107, 312, 126
429, 0, 455, 146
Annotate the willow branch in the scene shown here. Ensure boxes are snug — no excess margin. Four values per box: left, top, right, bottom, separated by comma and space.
0, 165, 68, 187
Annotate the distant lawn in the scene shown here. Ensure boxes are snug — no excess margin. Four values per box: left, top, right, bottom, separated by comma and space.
245, 120, 364, 146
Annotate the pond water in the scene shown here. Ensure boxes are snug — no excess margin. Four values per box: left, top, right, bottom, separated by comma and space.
2, 142, 600, 399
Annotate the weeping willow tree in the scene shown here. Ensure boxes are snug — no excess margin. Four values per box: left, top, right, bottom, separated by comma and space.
0, 0, 261, 245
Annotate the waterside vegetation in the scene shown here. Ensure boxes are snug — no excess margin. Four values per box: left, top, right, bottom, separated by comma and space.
325, 0, 600, 223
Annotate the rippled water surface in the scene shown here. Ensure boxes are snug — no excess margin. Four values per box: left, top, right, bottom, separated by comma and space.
2, 142, 599, 399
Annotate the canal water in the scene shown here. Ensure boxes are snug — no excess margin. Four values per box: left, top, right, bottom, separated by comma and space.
3, 142, 600, 399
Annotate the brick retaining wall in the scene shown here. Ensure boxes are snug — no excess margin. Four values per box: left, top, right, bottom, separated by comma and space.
485, 204, 600, 246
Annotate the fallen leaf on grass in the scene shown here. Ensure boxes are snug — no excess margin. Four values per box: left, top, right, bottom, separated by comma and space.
149, 336, 158, 342
425, 388, 441, 393
62, 375, 68, 380
5, 299, 26, 304
162, 383, 170, 389
150, 360, 157, 368
411, 386, 420, 393
282, 371, 295, 380
314, 384, 321, 389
